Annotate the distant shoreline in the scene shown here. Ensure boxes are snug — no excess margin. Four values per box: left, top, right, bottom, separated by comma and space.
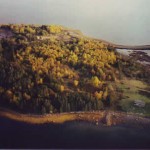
91, 37, 150, 50
1, 26, 150, 50
113, 45, 150, 50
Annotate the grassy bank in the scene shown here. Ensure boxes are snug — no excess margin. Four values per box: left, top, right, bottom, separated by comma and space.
117, 79, 150, 116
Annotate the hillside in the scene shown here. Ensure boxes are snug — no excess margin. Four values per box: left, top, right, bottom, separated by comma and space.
0, 24, 149, 114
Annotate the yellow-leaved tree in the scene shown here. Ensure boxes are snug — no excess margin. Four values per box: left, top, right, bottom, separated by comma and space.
94, 91, 103, 100
73, 80, 79, 87
91, 76, 101, 87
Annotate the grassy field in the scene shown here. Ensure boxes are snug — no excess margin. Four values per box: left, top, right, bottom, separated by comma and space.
117, 79, 150, 115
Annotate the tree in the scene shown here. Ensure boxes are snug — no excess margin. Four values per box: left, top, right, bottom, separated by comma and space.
94, 91, 103, 100
41, 106, 46, 114
19, 27, 25, 34
0, 42, 3, 52
103, 88, 108, 100
48, 25, 62, 34
91, 76, 100, 87
23, 93, 31, 101
73, 80, 79, 87
59, 85, 64, 92
26, 26, 35, 34
96, 99, 104, 110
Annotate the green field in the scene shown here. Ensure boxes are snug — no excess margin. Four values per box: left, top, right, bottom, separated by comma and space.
117, 79, 150, 116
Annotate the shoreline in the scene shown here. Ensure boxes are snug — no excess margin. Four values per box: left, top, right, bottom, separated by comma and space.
0, 107, 150, 127
113, 45, 150, 50
0, 107, 106, 125
84, 35, 150, 50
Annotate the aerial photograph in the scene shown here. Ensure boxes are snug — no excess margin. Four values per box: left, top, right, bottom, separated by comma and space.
0, 0, 150, 149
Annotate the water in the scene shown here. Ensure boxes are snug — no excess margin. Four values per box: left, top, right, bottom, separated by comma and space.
117, 49, 150, 56
0, 117, 150, 149
0, 0, 150, 45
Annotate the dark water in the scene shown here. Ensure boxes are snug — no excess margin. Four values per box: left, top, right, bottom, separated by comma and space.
0, 0, 150, 45
0, 117, 150, 149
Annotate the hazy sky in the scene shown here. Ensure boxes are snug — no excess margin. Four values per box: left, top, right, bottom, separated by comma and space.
0, 0, 150, 45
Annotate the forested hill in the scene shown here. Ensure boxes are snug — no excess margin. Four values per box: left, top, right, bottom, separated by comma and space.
0, 24, 149, 114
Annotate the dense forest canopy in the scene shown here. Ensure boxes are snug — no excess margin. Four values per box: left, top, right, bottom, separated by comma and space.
0, 24, 149, 114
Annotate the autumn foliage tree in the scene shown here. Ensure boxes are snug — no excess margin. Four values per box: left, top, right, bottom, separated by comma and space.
0, 24, 120, 114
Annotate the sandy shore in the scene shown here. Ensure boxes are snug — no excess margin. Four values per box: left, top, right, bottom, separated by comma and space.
0, 107, 150, 127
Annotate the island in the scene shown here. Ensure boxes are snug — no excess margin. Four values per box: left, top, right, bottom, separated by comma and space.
0, 24, 150, 126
